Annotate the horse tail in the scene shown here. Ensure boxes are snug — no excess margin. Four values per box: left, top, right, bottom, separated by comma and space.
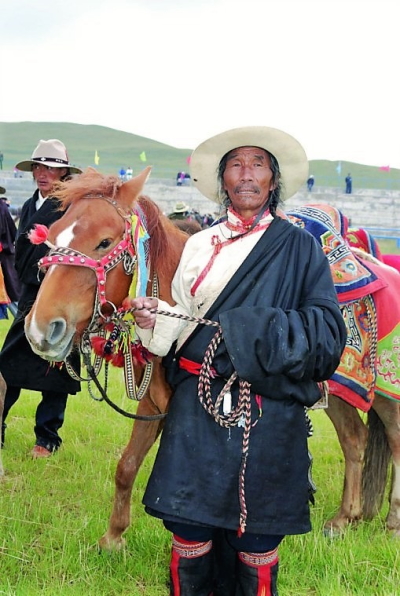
362, 408, 392, 519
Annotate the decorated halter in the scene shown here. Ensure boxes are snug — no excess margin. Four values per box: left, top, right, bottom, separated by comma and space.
35, 217, 137, 309
29, 197, 150, 315
28, 197, 158, 408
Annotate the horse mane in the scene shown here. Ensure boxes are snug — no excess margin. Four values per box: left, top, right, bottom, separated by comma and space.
137, 195, 188, 290
51, 168, 188, 296
52, 168, 121, 208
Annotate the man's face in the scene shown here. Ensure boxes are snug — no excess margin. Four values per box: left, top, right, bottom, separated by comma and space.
32, 164, 67, 198
222, 146, 275, 219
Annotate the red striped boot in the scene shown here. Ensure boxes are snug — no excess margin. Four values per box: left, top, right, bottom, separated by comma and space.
169, 534, 214, 596
235, 548, 279, 596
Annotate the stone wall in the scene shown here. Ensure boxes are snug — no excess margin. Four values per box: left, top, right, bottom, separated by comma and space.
1, 169, 399, 233
143, 180, 400, 233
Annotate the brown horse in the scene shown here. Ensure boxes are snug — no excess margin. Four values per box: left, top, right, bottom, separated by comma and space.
24, 167, 188, 549
287, 204, 400, 537
24, 175, 400, 550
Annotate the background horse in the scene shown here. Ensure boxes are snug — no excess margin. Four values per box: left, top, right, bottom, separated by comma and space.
288, 204, 400, 537
24, 180, 400, 549
24, 167, 188, 550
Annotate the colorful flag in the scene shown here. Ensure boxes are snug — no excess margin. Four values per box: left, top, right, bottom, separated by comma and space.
94, 150, 100, 165
139, 151, 147, 162
379, 165, 390, 172
336, 161, 342, 175
186, 155, 192, 165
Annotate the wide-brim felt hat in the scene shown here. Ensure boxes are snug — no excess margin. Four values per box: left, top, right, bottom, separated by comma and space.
190, 126, 309, 203
174, 201, 189, 213
15, 139, 82, 174
0, 186, 5, 194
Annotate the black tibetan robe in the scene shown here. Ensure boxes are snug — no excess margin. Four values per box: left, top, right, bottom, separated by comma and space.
0, 191, 80, 393
142, 217, 347, 536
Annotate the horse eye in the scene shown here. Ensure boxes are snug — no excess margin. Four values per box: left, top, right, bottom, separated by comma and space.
96, 239, 112, 250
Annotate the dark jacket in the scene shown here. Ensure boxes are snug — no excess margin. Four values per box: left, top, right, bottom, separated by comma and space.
0, 199, 21, 302
143, 217, 347, 536
0, 190, 80, 393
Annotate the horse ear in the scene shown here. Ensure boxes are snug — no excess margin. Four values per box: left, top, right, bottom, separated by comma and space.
120, 166, 152, 207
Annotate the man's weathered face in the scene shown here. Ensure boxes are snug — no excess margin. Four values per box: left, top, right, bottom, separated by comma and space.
32, 164, 67, 198
222, 146, 275, 218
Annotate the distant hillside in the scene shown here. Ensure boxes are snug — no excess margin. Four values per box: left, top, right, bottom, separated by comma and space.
1, 121, 399, 189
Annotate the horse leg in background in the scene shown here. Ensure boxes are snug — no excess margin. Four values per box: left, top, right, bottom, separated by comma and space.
0, 373, 6, 477
365, 394, 400, 536
323, 393, 368, 536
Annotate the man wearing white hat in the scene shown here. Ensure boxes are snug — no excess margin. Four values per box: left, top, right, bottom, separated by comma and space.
126, 126, 347, 594
0, 140, 81, 459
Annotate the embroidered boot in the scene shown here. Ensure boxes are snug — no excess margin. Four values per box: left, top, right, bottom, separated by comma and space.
235, 548, 279, 596
169, 534, 214, 596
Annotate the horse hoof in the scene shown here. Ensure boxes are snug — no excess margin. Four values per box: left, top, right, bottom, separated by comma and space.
98, 534, 126, 551
323, 526, 343, 539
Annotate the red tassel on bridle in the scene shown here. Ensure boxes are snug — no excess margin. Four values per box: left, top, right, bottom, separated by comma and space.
27, 224, 56, 249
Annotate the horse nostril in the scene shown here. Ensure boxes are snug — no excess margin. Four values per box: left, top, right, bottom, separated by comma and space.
47, 318, 67, 345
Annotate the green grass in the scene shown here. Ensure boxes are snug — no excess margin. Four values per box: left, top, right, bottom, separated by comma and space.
0, 318, 399, 595
1, 121, 400, 188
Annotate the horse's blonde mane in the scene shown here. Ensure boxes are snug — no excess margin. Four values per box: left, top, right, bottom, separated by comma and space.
52, 167, 121, 209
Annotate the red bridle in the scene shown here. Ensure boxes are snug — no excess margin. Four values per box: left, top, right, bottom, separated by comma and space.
38, 218, 137, 310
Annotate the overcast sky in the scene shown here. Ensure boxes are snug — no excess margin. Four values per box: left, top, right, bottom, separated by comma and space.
1, 0, 399, 168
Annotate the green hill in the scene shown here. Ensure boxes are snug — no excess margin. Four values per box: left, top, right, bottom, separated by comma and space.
1, 121, 399, 189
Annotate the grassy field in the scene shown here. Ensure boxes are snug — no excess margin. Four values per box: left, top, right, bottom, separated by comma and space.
1, 121, 400, 189
0, 317, 399, 595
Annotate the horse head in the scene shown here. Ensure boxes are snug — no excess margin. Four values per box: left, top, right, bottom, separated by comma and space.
24, 166, 159, 362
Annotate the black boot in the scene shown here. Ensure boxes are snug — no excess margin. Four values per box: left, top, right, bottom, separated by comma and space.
170, 534, 214, 595
235, 549, 279, 596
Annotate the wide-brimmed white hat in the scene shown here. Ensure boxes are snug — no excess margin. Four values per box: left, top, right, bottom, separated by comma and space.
0, 186, 5, 195
190, 126, 308, 203
15, 139, 82, 174
174, 201, 189, 213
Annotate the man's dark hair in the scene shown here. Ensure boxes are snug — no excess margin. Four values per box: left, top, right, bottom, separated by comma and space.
217, 148, 283, 217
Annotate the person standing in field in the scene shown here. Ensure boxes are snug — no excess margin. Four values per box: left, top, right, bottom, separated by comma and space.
127, 126, 347, 594
0, 139, 81, 458
345, 173, 352, 194
307, 174, 314, 191
0, 189, 21, 317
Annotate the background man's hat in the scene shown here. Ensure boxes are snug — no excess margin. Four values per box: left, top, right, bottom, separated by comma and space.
174, 201, 189, 213
0, 186, 5, 194
15, 139, 82, 174
190, 126, 309, 203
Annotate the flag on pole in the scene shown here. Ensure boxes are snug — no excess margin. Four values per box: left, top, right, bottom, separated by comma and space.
94, 150, 100, 165
336, 161, 342, 175
139, 151, 147, 162
379, 165, 390, 172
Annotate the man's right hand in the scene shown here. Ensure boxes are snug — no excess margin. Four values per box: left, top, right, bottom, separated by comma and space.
122, 297, 158, 329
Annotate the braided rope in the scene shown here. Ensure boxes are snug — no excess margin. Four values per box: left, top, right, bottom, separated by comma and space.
195, 325, 253, 535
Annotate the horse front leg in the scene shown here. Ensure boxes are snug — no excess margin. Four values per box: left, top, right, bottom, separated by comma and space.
372, 395, 400, 536
0, 373, 5, 477
98, 397, 164, 551
323, 394, 368, 536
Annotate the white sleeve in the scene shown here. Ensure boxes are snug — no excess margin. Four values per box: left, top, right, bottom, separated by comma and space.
135, 239, 198, 355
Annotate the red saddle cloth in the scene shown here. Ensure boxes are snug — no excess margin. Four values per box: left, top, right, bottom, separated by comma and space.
330, 258, 400, 411
287, 206, 400, 412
